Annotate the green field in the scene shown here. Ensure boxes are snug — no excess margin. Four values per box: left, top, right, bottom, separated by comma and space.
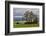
13, 21, 39, 28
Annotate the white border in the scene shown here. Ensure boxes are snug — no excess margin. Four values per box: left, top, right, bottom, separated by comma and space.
10, 4, 42, 32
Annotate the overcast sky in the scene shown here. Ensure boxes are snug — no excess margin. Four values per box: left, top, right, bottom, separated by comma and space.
13, 8, 39, 16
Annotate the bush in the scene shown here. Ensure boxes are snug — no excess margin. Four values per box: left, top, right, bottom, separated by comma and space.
16, 22, 19, 24
24, 20, 38, 24
24, 22, 32, 24
33, 20, 38, 24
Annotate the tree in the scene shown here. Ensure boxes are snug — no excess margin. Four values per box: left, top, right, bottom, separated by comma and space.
29, 11, 33, 22
24, 10, 29, 21
24, 10, 34, 22
24, 10, 38, 23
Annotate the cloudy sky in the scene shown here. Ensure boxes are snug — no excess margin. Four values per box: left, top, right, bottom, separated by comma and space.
13, 8, 39, 16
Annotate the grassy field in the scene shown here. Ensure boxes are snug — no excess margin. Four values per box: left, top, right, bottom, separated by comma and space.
13, 21, 39, 28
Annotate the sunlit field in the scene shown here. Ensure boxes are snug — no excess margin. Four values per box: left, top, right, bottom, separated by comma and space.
13, 21, 39, 28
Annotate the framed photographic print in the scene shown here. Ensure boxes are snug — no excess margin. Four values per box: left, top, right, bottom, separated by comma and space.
5, 1, 45, 35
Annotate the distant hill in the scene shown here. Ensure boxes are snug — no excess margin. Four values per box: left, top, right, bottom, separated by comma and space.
13, 16, 26, 21
13, 15, 39, 21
